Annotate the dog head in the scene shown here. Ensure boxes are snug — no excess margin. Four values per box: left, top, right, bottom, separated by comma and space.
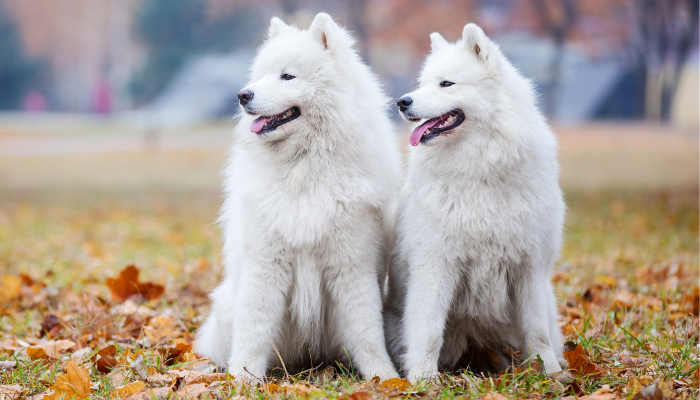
398, 23, 504, 146
237, 13, 354, 141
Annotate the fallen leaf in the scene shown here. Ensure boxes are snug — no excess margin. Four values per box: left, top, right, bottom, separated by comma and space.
578, 384, 615, 400
261, 383, 320, 396
46, 360, 90, 400
175, 383, 210, 398
26, 340, 76, 359
125, 386, 172, 400
595, 276, 617, 288
145, 314, 178, 344
346, 392, 373, 400
632, 379, 674, 400
92, 345, 118, 373
39, 314, 62, 338
110, 381, 146, 399
481, 393, 508, 400
108, 371, 127, 388
563, 341, 605, 377
0, 275, 21, 303
379, 377, 412, 391
0, 361, 16, 370
627, 377, 643, 396
130, 355, 149, 380
0, 384, 22, 400
105, 265, 164, 302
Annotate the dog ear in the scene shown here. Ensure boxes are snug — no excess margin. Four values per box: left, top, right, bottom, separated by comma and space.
461, 23, 489, 61
268, 17, 293, 39
309, 13, 340, 51
430, 32, 449, 52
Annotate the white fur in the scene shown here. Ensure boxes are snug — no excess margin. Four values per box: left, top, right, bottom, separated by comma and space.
196, 13, 402, 382
384, 24, 567, 382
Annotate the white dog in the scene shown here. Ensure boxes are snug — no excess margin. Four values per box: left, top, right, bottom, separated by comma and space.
196, 13, 402, 382
384, 23, 567, 382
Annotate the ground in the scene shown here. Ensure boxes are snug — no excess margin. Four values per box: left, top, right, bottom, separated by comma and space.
0, 119, 697, 399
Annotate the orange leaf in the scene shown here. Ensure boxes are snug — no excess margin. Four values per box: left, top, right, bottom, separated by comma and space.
26, 340, 75, 360
481, 393, 508, 400
105, 265, 164, 302
379, 377, 412, 391
46, 360, 90, 400
0, 275, 21, 303
563, 341, 605, 377
110, 381, 146, 399
92, 345, 118, 374
347, 392, 373, 400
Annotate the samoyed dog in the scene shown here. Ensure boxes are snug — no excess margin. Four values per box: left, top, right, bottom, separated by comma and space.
195, 13, 401, 382
384, 24, 567, 381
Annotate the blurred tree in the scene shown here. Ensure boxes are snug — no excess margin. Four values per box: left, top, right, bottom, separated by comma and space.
130, 0, 264, 106
633, 0, 699, 121
0, 2, 43, 110
529, 0, 577, 118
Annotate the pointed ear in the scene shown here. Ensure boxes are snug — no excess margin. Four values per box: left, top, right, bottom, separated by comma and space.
430, 32, 449, 52
309, 13, 340, 51
462, 23, 489, 61
268, 17, 292, 39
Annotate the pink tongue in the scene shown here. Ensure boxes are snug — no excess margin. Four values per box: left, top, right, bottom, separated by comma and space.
409, 118, 441, 146
250, 116, 273, 133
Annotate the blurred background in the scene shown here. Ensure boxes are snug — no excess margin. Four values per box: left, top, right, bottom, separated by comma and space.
0, 0, 697, 288
0, 0, 697, 123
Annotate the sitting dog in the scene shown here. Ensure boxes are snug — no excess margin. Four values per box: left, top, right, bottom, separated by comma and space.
196, 13, 402, 382
384, 23, 567, 382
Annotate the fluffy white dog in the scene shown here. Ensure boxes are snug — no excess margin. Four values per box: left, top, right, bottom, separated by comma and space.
196, 13, 402, 382
384, 23, 567, 382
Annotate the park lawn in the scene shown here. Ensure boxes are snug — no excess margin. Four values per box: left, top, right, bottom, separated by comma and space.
0, 123, 697, 399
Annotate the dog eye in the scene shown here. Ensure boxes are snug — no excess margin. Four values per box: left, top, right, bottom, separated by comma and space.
440, 81, 454, 87
281, 73, 296, 81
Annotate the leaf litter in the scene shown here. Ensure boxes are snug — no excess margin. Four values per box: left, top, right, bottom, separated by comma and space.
0, 189, 697, 399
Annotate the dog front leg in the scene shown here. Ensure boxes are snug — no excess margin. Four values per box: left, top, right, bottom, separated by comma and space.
402, 259, 459, 383
327, 262, 399, 380
227, 261, 291, 383
514, 270, 563, 376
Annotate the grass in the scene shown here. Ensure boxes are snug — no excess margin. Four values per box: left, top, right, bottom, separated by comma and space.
0, 123, 697, 399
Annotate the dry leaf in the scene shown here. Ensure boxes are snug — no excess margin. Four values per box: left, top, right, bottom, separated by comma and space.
632, 380, 674, 400
261, 383, 319, 396
346, 392, 373, 400
125, 386, 172, 400
110, 381, 146, 399
0, 385, 22, 400
92, 345, 118, 374
145, 314, 178, 344
130, 355, 149, 380
0, 361, 16, 370
627, 377, 643, 397
0, 275, 21, 303
563, 341, 605, 376
108, 371, 127, 388
481, 393, 508, 400
26, 340, 76, 360
39, 314, 62, 338
46, 360, 90, 400
379, 377, 412, 391
105, 265, 164, 302
175, 383, 210, 398
578, 384, 615, 400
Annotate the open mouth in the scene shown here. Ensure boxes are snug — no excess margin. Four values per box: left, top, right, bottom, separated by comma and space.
250, 107, 300, 134
409, 109, 465, 146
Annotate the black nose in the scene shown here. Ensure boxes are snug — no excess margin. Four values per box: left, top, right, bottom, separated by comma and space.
237, 89, 254, 105
397, 96, 412, 112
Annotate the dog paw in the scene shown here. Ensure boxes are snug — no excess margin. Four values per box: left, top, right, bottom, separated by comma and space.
549, 370, 574, 383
